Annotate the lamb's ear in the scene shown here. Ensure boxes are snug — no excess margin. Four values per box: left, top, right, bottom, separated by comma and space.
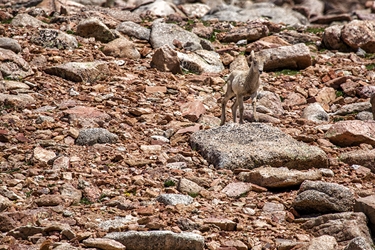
250, 50, 255, 60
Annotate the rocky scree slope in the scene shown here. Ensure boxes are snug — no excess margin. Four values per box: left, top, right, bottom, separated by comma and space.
1, 0, 375, 250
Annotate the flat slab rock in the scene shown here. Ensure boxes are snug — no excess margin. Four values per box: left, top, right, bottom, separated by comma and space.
238, 166, 322, 188
190, 123, 328, 170
105, 230, 204, 250
44, 61, 109, 83
339, 149, 375, 173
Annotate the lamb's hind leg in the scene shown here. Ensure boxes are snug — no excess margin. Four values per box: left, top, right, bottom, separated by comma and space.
220, 94, 231, 126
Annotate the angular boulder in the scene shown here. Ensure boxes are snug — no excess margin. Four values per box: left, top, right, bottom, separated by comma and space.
323, 24, 350, 51
341, 20, 375, 53
76, 17, 116, 43
293, 180, 355, 214
354, 195, 375, 233
202, 3, 307, 26
31, 29, 78, 49
256, 43, 311, 71
151, 45, 182, 74
150, 21, 203, 50
116, 21, 150, 41
0, 48, 34, 79
177, 50, 224, 74
190, 123, 328, 170
325, 120, 375, 147
302, 212, 372, 245
339, 149, 375, 172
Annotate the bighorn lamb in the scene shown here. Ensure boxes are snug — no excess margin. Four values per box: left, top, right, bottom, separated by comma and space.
220, 51, 263, 125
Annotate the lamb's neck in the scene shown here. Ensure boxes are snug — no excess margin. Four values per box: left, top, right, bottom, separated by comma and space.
244, 67, 260, 86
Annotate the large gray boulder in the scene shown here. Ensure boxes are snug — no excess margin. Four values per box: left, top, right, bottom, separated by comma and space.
0, 48, 34, 80
293, 180, 355, 214
177, 50, 224, 74
105, 231, 204, 250
344, 237, 373, 250
256, 43, 312, 71
190, 123, 328, 170
150, 21, 206, 50
31, 29, 78, 49
202, 3, 308, 26
0, 38, 22, 53
75, 128, 118, 146
76, 17, 116, 43
11, 13, 46, 28
116, 21, 151, 41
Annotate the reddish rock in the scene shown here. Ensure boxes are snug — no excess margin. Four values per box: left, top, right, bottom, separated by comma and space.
217, 22, 268, 43
176, 124, 201, 134
181, 100, 206, 122
203, 218, 237, 231
221, 239, 248, 250
283, 92, 306, 108
33, 146, 56, 166
246, 35, 290, 52
102, 37, 140, 60
145, 86, 167, 93
151, 44, 182, 74
221, 182, 252, 198
0, 129, 9, 142
325, 120, 375, 147
358, 85, 375, 98
340, 79, 359, 96
35, 195, 63, 207
52, 156, 70, 170
83, 186, 102, 203
191, 22, 213, 39
342, 20, 375, 53
62, 106, 110, 124
137, 206, 154, 216
14, 133, 29, 143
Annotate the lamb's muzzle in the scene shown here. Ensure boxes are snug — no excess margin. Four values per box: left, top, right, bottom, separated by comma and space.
220, 51, 263, 126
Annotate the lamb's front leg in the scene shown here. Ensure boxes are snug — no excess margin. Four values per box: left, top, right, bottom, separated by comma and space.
220, 95, 231, 126
231, 98, 239, 123
238, 96, 245, 124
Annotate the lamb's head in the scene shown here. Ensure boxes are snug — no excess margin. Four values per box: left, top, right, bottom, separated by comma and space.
249, 50, 264, 74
